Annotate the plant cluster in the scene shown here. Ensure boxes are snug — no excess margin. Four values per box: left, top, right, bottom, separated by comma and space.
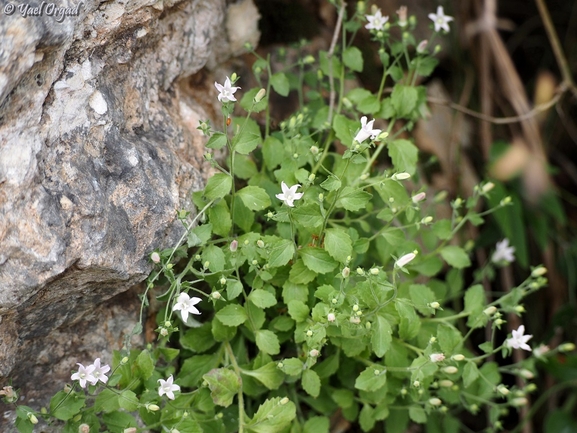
6, 2, 575, 433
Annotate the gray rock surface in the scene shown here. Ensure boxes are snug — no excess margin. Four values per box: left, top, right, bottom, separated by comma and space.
0, 0, 258, 426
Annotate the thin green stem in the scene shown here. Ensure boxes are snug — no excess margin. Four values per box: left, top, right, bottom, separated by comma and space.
225, 341, 245, 433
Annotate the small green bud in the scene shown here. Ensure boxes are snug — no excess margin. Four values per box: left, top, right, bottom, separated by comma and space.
212, 291, 222, 300
79, 424, 90, 433
219, 276, 226, 285
342, 267, 350, 278
254, 88, 266, 103
147, 403, 160, 411
318, 193, 324, 202
443, 366, 458, 374
439, 380, 453, 388
519, 369, 534, 379
252, 259, 258, 265
482, 182, 495, 193
452, 354, 465, 361
373, 369, 380, 375
356, 267, 364, 275
392, 172, 411, 181
203, 261, 210, 269
413, 380, 420, 387
421, 216, 433, 224
230, 72, 238, 82
280, 397, 289, 405
28, 414, 38, 424
531, 266, 547, 277
511, 397, 528, 407
365, 321, 371, 329
352, 304, 359, 312
310, 145, 319, 155
306, 330, 313, 337
308, 173, 315, 182
525, 383, 537, 392
484, 306, 497, 316
370, 267, 379, 275
429, 398, 442, 406
559, 343, 576, 352
257, 239, 265, 248
121, 356, 129, 364
500, 196, 512, 205
430, 301, 440, 309
497, 385, 509, 396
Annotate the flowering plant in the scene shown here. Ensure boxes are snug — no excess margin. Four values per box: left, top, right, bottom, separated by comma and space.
7, 2, 575, 433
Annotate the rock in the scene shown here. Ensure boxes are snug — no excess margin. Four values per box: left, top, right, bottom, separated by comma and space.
0, 0, 255, 425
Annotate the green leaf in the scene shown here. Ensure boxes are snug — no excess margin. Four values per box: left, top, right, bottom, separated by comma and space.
388, 139, 418, 175
380, 227, 405, 246
237, 186, 271, 211
136, 350, 154, 380
102, 412, 136, 431
440, 246, 471, 269
287, 300, 310, 322
206, 132, 227, 150
338, 187, 372, 212
94, 389, 119, 413
204, 173, 232, 200
271, 72, 290, 96
324, 228, 353, 263
209, 200, 232, 237
256, 329, 280, 355
203, 368, 241, 407
431, 220, 452, 240
187, 223, 212, 247
343, 46, 363, 72
409, 284, 436, 315
300, 247, 338, 273
50, 391, 85, 420
279, 358, 304, 376
409, 406, 427, 424
119, 390, 139, 412
181, 323, 217, 353
360, 404, 376, 432
245, 397, 296, 433
227, 279, 244, 300
178, 353, 220, 387
355, 366, 387, 392
391, 85, 418, 118
292, 204, 324, 228
249, 289, 277, 309
395, 301, 420, 340
263, 135, 285, 170
232, 117, 262, 155
372, 315, 393, 357
234, 154, 258, 179
358, 93, 380, 115
289, 259, 317, 284
302, 369, 321, 397
463, 362, 480, 388
304, 416, 330, 433
268, 238, 295, 268
320, 175, 342, 191
332, 389, 355, 408
437, 323, 462, 355
215, 304, 248, 327
242, 362, 284, 390
240, 87, 268, 113
202, 244, 226, 272
332, 114, 358, 147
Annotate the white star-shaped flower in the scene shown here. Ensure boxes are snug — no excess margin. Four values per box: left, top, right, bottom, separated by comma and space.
365, 9, 389, 31
71, 363, 96, 389
428, 6, 454, 33
172, 292, 202, 322
354, 116, 382, 143
89, 358, 111, 385
492, 239, 515, 264
158, 375, 181, 400
506, 325, 532, 351
276, 182, 303, 207
214, 77, 240, 102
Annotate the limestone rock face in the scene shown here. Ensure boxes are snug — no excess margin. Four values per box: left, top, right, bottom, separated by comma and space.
0, 0, 233, 418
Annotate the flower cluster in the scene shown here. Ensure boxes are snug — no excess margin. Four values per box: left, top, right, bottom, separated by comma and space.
71, 358, 110, 388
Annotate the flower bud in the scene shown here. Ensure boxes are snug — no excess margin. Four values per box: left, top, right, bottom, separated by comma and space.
515, 305, 526, 313
439, 380, 453, 388
417, 40, 428, 53
230, 240, 238, 252
356, 267, 364, 275
310, 145, 319, 155
151, 252, 161, 263
194, 254, 201, 260
482, 182, 495, 193
309, 349, 320, 357
421, 216, 433, 224
559, 343, 576, 352
519, 369, 534, 379
293, 153, 299, 159
219, 276, 227, 285
160, 327, 168, 337
203, 261, 210, 269
370, 267, 379, 275
531, 266, 547, 278
257, 240, 265, 248
511, 397, 528, 407
212, 291, 222, 300
230, 72, 238, 82
318, 193, 324, 202
497, 385, 510, 396
357, 1, 366, 13
254, 88, 266, 103
430, 353, 445, 362
525, 383, 537, 392
306, 330, 313, 337
395, 252, 416, 268
413, 380, 420, 387
252, 259, 258, 265
28, 414, 39, 424
327, 313, 336, 322
443, 366, 458, 374
147, 403, 160, 411
412, 192, 426, 203
392, 172, 411, 181
353, 304, 359, 312
79, 424, 90, 433
350, 316, 361, 324
365, 321, 371, 329
280, 397, 289, 405
429, 398, 442, 406
483, 306, 497, 316
430, 301, 440, 309
121, 356, 129, 364
500, 196, 512, 205
342, 267, 350, 278
451, 354, 465, 361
